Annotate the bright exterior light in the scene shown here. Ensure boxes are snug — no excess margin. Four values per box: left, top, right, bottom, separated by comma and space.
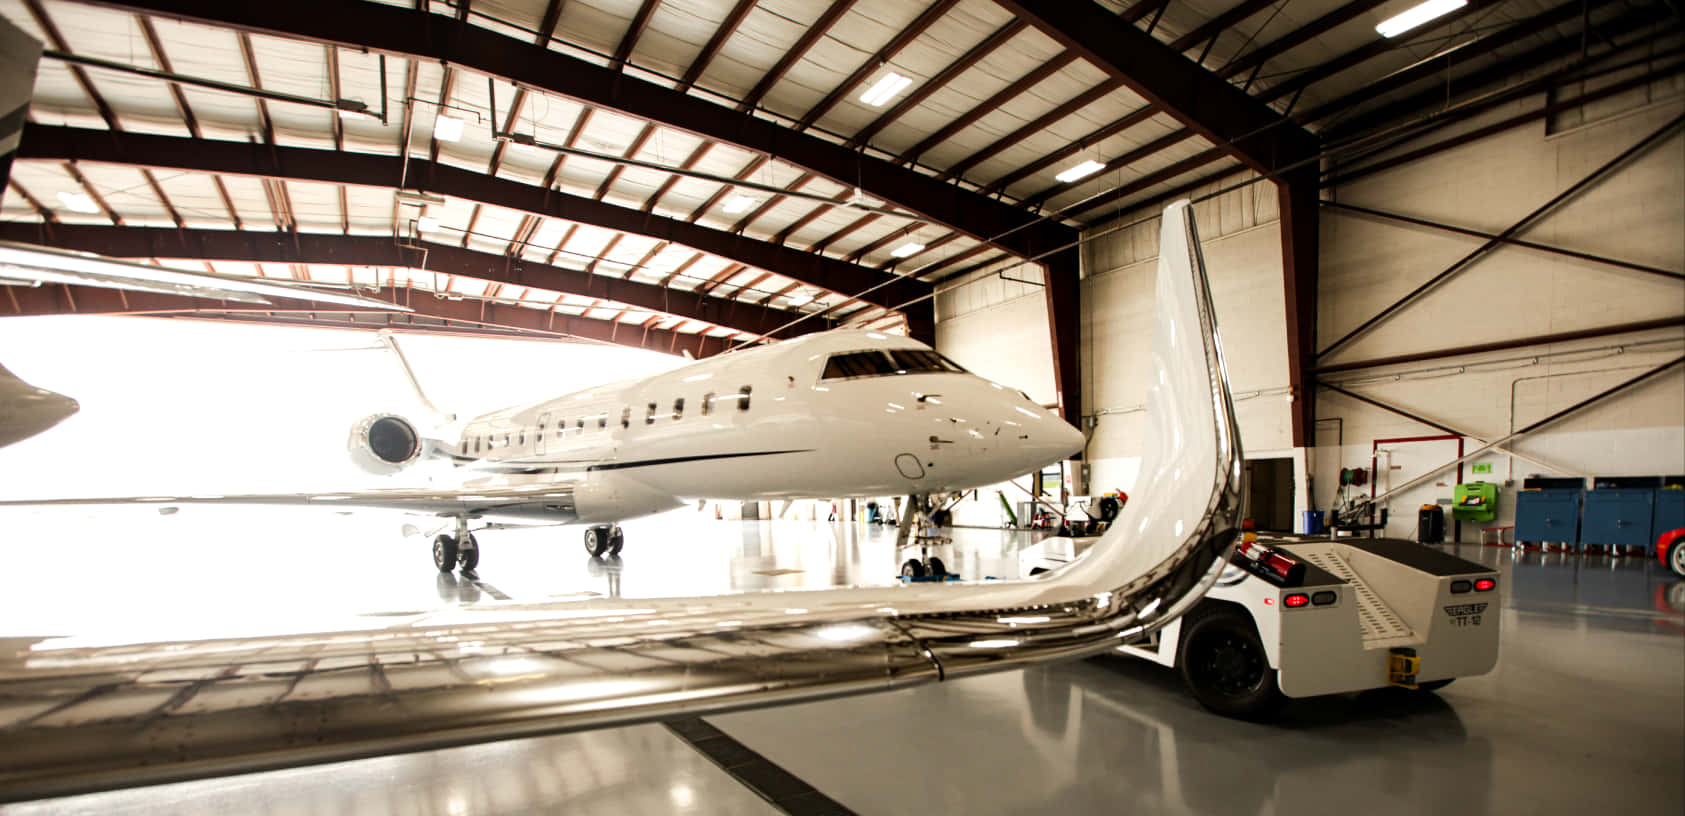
890, 242, 925, 258
859, 72, 913, 107
416, 216, 441, 233
786, 293, 814, 306
56, 192, 99, 214
433, 114, 465, 142
1055, 159, 1107, 183
1375, 0, 1467, 37
722, 195, 756, 214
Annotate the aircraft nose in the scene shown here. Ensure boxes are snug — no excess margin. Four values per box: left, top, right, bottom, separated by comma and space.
1026, 414, 1085, 463
52, 393, 80, 421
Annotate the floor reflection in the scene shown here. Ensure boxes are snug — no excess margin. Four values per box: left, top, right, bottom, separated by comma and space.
1, 514, 1679, 814
0, 724, 781, 816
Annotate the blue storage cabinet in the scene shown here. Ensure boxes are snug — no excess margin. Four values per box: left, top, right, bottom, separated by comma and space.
1515, 489, 1583, 546
1654, 489, 1684, 552
1581, 489, 1655, 551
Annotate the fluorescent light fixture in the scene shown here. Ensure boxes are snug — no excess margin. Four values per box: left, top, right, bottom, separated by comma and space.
890, 242, 925, 258
1375, 0, 1467, 38
1055, 159, 1107, 183
56, 191, 99, 214
859, 72, 913, 107
722, 195, 756, 214
395, 189, 447, 206
786, 293, 814, 306
337, 108, 362, 120
433, 114, 465, 142
416, 216, 441, 233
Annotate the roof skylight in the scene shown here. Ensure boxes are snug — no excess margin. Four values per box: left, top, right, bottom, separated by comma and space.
433, 115, 465, 142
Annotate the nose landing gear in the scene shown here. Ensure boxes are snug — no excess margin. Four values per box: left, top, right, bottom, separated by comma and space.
897, 493, 954, 580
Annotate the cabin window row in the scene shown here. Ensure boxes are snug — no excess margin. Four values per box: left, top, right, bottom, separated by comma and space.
640, 385, 752, 425
467, 385, 753, 454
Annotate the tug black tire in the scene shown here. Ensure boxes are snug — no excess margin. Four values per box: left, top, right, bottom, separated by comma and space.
1177, 604, 1286, 720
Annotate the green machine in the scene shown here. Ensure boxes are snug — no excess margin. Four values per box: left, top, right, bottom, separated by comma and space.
1453, 482, 1498, 522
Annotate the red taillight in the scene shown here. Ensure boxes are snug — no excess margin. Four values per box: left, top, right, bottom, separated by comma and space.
1474, 578, 1496, 592
1284, 593, 1310, 608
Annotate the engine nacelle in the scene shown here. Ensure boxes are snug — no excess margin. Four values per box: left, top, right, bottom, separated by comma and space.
348, 413, 425, 475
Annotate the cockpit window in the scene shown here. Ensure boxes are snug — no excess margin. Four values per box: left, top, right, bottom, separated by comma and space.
889, 349, 967, 374
821, 349, 969, 380
822, 351, 897, 379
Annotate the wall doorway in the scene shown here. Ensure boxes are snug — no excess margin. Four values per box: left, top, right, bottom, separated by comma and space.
1245, 457, 1296, 532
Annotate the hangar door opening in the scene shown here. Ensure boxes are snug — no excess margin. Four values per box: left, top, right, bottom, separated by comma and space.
1244, 457, 1296, 532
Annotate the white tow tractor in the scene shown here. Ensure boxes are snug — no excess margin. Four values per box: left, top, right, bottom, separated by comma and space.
1023, 533, 1502, 719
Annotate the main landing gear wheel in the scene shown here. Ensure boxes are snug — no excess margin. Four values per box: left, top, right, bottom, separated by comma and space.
585, 525, 622, 558
1177, 605, 1286, 720
433, 535, 458, 573
457, 534, 480, 572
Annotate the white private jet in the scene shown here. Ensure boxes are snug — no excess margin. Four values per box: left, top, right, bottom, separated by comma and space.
3, 326, 1084, 572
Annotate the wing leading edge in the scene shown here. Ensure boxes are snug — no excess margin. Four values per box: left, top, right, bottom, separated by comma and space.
0, 482, 578, 520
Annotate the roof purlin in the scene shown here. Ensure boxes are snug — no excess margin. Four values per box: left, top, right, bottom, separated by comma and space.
2, 282, 741, 357
0, 223, 823, 341
16, 125, 930, 327
67, 0, 1075, 262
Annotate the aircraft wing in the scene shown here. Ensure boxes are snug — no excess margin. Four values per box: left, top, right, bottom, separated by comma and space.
0, 483, 576, 518
0, 241, 414, 312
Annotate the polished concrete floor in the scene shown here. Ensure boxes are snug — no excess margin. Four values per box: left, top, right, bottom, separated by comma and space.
1, 507, 1680, 815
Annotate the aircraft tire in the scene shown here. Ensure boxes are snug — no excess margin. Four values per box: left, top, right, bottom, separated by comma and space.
458, 535, 479, 571
584, 526, 610, 558
433, 535, 459, 573
900, 559, 927, 578
608, 527, 625, 556
927, 556, 947, 576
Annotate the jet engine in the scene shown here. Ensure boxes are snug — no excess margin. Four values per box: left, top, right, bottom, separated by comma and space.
348, 413, 425, 475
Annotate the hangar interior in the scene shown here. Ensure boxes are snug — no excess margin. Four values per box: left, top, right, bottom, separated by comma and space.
0, 0, 1681, 813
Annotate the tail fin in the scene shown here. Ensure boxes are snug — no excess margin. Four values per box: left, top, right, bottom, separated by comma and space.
376, 330, 455, 424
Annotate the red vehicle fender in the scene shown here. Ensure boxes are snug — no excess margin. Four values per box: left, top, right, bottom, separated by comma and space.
1658, 528, 1685, 569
